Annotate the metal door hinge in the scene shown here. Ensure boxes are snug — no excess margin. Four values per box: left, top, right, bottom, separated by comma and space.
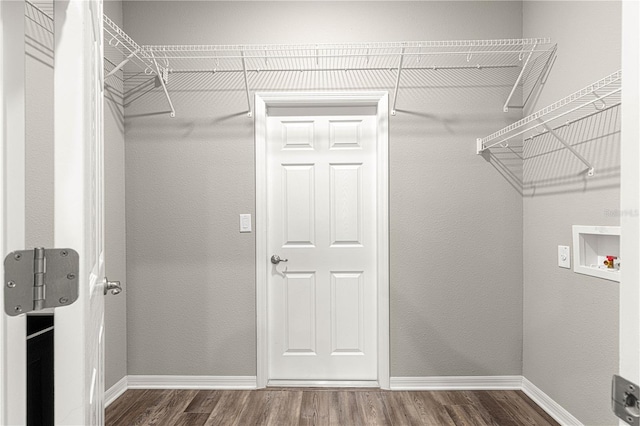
613, 375, 640, 425
4, 248, 79, 316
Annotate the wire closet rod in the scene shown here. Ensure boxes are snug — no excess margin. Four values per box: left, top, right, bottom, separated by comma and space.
145, 50, 552, 61
168, 64, 519, 74
523, 101, 621, 143
143, 38, 552, 52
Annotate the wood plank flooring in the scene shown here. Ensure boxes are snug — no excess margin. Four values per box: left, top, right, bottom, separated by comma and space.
106, 388, 559, 426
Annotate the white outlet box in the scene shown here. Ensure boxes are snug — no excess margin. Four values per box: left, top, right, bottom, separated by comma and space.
239, 214, 252, 233
558, 245, 571, 268
572, 225, 620, 282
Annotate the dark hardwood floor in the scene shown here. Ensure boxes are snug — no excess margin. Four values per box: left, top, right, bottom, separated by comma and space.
106, 388, 559, 425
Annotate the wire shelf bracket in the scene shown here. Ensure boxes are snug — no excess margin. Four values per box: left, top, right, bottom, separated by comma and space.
151, 51, 175, 118
477, 70, 623, 177
540, 121, 594, 176
105, 48, 139, 79
503, 41, 537, 112
241, 50, 253, 118
391, 46, 406, 116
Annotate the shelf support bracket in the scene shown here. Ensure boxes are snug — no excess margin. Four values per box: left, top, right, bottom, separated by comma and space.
241, 50, 252, 118
476, 138, 484, 155
105, 48, 139, 80
503, 42, 537, 112
151, 51, 176, 118
540, 121, 594, 176
391, 47, 406, 116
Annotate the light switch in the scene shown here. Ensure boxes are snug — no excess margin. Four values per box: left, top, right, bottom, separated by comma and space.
240, 214, 252, 233
558, 245, 570, 268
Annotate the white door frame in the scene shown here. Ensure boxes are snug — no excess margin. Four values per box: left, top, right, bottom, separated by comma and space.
255, 91, 390, 389
0, 1, 27, 423
619, 0, 640, 418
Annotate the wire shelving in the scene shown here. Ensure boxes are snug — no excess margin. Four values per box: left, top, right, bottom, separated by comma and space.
476, 70, 622, 177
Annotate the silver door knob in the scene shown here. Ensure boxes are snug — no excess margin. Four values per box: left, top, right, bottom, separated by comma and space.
271, 255, 288, 265
104, 278, 122, 296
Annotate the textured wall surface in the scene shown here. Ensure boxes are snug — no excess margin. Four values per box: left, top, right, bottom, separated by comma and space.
123, 1, 524, 377
25, 1, 54, 249
522, 2, 621, 424
104, 0, 128, 391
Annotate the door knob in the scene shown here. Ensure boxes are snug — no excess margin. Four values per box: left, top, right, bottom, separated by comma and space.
104, 278, 122, 296
271, 255, 288, 265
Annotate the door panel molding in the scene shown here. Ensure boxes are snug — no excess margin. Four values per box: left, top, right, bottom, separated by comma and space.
255, 92, 389, 389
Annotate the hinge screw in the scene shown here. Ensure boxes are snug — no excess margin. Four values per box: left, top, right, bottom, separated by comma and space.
14, 305, 22, 313
13, 253, 21, 261
67, 273, 76, 280
630, 385, 636, 391
59, 297, 69, 304
7, 281, 15, 288
628, 416, 633, 423
60, 250, 68, 257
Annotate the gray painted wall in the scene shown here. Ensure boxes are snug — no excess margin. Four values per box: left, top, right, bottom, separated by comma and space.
123, 1, 524, 377
25, 1, 54, 249
104, 0, 128, 391
522, 2, 621, 425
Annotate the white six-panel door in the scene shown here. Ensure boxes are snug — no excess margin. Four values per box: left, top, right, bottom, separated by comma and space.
267, 107, 378, 383
54, 0, 105, 424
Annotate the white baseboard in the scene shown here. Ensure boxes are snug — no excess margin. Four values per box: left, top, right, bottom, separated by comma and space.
390, 375, 523, 390
268, 379, 380, 388
522, 377, 583, 426
108, 374, 581, 426
391, 375, 583, 425
105, 376, 128, 407
126, 375, 257, 390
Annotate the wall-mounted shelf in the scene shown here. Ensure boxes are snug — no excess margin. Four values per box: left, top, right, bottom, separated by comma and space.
103, 15, 175, 117
476, 70, 622, 177
144, 38, 556, 117
572, 225, 620, 282
101, 13, 555, 119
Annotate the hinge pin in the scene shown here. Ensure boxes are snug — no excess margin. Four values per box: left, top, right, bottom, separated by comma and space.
33, 248, 46, 311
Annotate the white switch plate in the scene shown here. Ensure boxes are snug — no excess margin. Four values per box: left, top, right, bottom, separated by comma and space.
240, 214, 252, 233
558, 245, 570, 268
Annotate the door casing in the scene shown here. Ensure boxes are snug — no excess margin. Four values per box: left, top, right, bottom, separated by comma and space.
0, 1, 27, 423
619, 0, 640, 402
255, 92, 390, 389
